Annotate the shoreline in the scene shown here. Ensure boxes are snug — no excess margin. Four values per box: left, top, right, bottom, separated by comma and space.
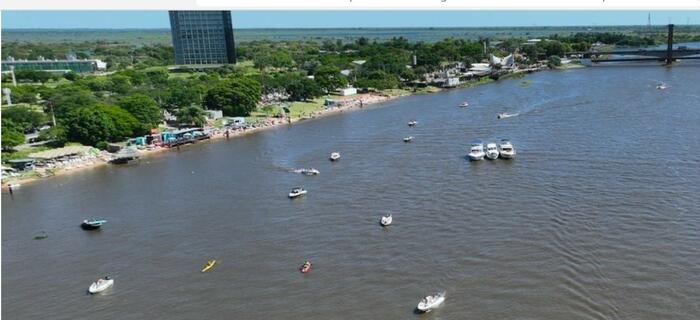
1, 67, 553, 188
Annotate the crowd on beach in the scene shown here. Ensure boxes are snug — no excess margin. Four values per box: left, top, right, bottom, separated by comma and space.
1, 92, 399, 188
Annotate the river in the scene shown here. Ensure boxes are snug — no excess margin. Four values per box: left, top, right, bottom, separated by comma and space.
3, 63, 700, 319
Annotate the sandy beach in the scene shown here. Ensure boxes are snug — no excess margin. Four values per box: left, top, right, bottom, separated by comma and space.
2, 92, 402, 188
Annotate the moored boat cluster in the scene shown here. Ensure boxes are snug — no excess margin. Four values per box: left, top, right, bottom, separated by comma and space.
468, 139, 516, 161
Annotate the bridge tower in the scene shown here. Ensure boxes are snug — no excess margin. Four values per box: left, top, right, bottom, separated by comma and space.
665, 24, 674, 65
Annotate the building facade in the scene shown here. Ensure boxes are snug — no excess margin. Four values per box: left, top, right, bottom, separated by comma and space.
169, 11, 236, 65
1, 57, 107, 73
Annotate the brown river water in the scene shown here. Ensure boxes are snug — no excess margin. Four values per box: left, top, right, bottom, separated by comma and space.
3, 63, 700, 319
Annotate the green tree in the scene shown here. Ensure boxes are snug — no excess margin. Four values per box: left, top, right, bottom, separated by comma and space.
1, 118, 26, 150
40, 85, 96, 118
286, 77, 323, 101
118, 94, 162, 129
356, 71, 399, 90
145, 69, 169, 86
5, 85, 39, 104
176, 106, 207, 127
547, 55, 562, 68
62, 106, 116, 146
164, 79, 202, 110
315, 65, 347, 94
107, 74, 132, 94
2, 106, 47, 132
14, 70, 55, 83
97, 104, 142, 139
63, 72, 80, 81
37, 125, 67, 147
203, 77, 262, 116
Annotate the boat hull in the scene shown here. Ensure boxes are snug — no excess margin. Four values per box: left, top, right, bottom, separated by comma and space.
468, 153, 485, 161
417, 296, 445, 313
80, 223, 101, 230
88, 279, 114, 294
380, 216, 392, 226
499, 152, 515, 159
486, 152, 499, 160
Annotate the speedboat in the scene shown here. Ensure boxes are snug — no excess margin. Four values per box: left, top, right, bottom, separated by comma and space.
34, 231, 48, 240
329, 152, 341, 161
288, 187, 307, 198
300, 168, 320, 176
300, 261, 312, 273
408, 120, 417, 127
201, 260, 216, 273
485, 143, 499, 160
404, 136, 414, 143
497, 112, 519, 119
416, 291, 446, 313
81, 219, 107, 230
459, 101, 469, 107
656, 83, 668, 90
498, 139, 516, 159
468, 142, 485, 161
380, 213, 393, 226
7, 183, 21, 189
88, 276, 114, 294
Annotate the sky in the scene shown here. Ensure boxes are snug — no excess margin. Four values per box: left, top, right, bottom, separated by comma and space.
2, 11, 700, 29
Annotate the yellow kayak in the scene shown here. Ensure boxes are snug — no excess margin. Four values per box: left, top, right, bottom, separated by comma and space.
201, 260, 216, 273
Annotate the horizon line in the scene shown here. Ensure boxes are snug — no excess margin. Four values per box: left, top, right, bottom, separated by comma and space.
4, 24, 693, 30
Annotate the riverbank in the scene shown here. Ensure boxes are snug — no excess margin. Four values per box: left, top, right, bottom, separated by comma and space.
1, 66, 555, 188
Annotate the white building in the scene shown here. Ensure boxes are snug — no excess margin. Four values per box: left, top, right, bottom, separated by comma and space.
338, 87, 357, 96
445, 77, 460, 87
205, 110, 223, 120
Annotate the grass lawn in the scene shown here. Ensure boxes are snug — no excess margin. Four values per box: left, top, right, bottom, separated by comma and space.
287, 98, 326, 118
1, 146, 52, 163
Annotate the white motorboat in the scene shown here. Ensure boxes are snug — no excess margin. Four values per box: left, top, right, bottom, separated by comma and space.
416, 291, 446, 313
7, 183, 21, 189
407, 121, 417, 126
300, 168, 320, 176
329, 152, 341, 161
380, 214, 392, 226
288, 187, 307, 198
485, 143, 499, 160
403, 136, 414, 143
497, 112, 519, 119
656, 83, 668, 90
459, 101, 469, 107
498, 139, 516, 159
88, 276, 114, 294
468, 141, 485, 161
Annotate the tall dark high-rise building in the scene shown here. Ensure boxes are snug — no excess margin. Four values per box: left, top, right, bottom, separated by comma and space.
169, 11, 236, 65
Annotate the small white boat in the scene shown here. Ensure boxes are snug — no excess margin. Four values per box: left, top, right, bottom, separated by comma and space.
459, 101, 469, 107
88, 276, 114, 294
656, 83, 668, 90
288, 187, 307, 198
300, 168, 320, 176
329, 152, 341, 161
497, 112, 519, 119
498, 139, 516, 159
407, 121, 417, 127
7, 183, 21, 189
403, 136, 414, 143
485, 143, 499, 160
380, 214, 392, 226
468, 141, 485, 161
417, 291, 446, 313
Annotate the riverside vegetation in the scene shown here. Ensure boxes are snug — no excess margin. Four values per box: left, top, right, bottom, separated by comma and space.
0, 30, 675, 162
